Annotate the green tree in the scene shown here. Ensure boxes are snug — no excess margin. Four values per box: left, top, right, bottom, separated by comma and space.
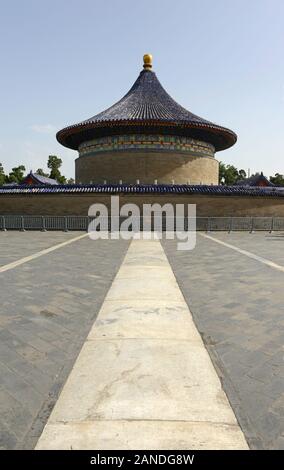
238, 169, 247, 180
36, 168, 49, 177
219, 162, 226, 184
47, 155, 66, 184
0, 163, 5, 186
219, 162, 246, 185
67, 177, 75, 184
7, 165, 26, 183
57, 174, 66, 184
219, 163, 237, 185
270, 173, 284, 186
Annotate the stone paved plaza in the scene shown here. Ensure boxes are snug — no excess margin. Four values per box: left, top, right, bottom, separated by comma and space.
0, 232, 129, 449
0, 231, 284, 449
163, 232, 284, 449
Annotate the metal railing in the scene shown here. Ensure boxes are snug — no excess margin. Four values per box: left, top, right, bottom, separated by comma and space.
0, 215, 284, 232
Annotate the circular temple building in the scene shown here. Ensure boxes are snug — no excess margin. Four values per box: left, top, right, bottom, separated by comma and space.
57, 54, 237, 185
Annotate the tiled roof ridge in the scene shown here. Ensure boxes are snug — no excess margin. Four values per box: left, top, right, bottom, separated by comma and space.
0, 183, 283, 197
235, 173, 274, 187
29, 172, 59, 185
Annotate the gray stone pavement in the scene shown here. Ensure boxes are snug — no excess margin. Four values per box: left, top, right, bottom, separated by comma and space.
0, 231, 77, 266
1, 230, 284, 450
162, 233, 284, 450
206, 231, 284, 267
0, 233, 129, 449
36, 238, 248, 450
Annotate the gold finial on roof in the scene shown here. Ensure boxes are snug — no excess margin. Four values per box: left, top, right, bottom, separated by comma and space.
143, 53, 153, 69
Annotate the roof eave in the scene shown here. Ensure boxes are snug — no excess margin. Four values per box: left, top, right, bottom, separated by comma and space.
57, 120, 237, 152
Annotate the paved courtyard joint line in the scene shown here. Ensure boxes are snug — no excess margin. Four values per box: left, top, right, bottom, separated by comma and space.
36, 237, 248, 450
0, 233, 89, 273
200, 233, 284, 272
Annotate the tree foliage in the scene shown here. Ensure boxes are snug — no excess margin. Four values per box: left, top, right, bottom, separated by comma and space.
0, 156, 72, 186
0, 163, 5, 185
219, 162, 247, 185
36, 168, 49, 177
7, 165, 26, 183
47, 155, 66, 184
269, 173, 284, 186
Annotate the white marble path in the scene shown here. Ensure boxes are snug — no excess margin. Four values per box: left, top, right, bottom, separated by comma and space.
36, 237, 248, 450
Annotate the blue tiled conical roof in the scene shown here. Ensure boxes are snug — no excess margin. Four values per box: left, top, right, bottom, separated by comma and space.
81, 70, 214, 123
57, 59, 237, 152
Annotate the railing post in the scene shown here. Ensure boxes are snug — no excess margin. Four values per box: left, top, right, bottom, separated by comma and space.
41, 216, 47, 232
269, 217, 274, 234
250, 217, 254, 234
20, 216, 25, 232
64, 216, 68, 232
228, 217, 233, 234
2, 215, 7, 231
207, 217, 211, 233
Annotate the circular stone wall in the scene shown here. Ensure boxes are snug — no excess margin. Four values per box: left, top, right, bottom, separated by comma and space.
75, 134, 219, 185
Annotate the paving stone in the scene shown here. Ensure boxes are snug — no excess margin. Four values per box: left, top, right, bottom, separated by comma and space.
36, 420, 248, 451
163, 233, 284, 449
0, 388, 34, 440
0, 233, 129, 449
0, 420, 18, 450
36, 238, 247, 451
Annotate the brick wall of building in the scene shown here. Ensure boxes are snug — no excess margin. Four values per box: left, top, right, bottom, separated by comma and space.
1, 193, 284, 216
75, 151, 219, 185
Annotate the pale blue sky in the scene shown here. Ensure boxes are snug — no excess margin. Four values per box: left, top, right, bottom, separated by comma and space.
0, 0, 283, 179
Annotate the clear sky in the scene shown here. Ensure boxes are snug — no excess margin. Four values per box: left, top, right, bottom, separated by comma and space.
0, 0, 283, 179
